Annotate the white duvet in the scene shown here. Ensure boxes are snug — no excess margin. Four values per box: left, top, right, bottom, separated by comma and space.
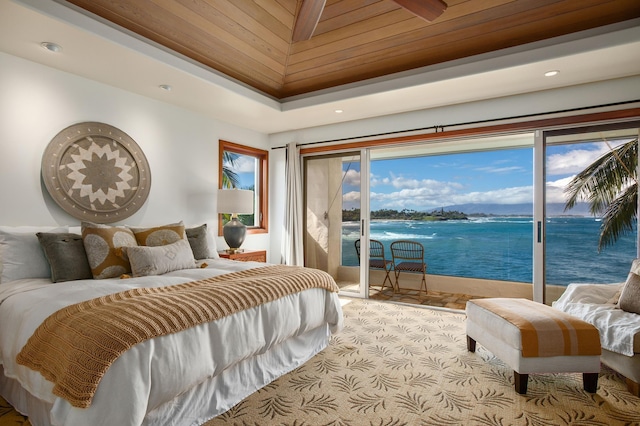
0, 259, 344, 426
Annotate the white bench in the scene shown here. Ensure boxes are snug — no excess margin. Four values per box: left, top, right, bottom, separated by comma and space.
466, 298, 601, 394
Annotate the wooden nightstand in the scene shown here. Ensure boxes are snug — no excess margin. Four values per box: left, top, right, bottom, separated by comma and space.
218, 249, 267, 263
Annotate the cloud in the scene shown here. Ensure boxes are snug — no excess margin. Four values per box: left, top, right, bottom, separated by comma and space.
450, 186, 533, 205
545, 176, 575, 203
342, 140, 632, 211
370, 173, 389, 187
364, 183, 533, 210
343, 191, 361, 202
359, 176, 591, 210
352, 171, 528, 210
342, 191, 361, 210
475, 166, 526, 173
547, 141, 626, 176
387, 172, 465, 190
233, 156, 256, 173
343, 169, 360, 186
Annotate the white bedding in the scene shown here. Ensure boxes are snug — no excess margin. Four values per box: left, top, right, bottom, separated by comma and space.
0, 259, 344, 426
553, 283, 639, 356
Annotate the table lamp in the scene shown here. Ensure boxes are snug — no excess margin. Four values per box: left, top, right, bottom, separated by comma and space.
218, 189, 254, 253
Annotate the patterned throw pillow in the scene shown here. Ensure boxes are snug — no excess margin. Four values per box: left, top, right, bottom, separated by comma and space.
81, 222, 138, 279
130, 221, 186, 246
126, 239, 196, 277
619, 259, 640, 315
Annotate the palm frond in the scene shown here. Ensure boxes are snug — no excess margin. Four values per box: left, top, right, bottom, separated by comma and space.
222, 151, 240, 189
598, 182, 637, 251
564, 139, 637, 215
222, 167, 240, 189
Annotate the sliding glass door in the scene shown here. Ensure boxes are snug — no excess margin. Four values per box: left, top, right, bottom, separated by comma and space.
367, 135, 535, 300
304, 151, 369, 297
300, 119, 638, 305
539, 124, 639, 304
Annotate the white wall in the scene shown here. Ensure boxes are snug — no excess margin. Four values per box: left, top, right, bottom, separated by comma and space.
0, 52, 272, 257
267, 76, 640, 259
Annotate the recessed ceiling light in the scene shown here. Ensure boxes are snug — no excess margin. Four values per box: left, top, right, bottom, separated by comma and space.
335, 109, 343, 114
544, 70, 560, 77
159, 84, 172, 91
40, 42, 62, 53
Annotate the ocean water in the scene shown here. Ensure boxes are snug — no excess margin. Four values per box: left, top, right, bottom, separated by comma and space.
341, 217, 637, 285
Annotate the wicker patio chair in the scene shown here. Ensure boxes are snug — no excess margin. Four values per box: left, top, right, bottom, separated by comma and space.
355, 239, 395, 292
390, 240, 427, 295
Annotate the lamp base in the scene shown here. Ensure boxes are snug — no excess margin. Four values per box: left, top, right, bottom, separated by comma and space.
223, 217, 247, 252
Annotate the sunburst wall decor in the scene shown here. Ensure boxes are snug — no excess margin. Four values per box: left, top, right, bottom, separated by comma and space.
41, 122, 151, 223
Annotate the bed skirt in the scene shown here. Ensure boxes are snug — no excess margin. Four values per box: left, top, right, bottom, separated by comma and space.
0, 324, 331, 426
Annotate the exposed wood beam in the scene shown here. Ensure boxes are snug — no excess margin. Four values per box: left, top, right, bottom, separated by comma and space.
392, 0, 447, 22
292, 0, 326, 42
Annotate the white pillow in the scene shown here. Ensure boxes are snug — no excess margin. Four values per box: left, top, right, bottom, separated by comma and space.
126, 239, 196, 277
204, 222, 220, 259
0, 226, 69, 283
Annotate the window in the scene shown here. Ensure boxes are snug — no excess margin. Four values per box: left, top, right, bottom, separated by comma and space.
352, 145, 535, 283
300, 112, 639, 303
218, 140, 268, 235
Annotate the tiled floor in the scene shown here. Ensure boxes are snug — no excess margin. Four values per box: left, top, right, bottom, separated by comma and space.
368, 286, 480, 310
339, 282, 481, 311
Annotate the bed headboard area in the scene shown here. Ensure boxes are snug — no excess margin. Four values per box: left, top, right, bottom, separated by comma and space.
0, 222, 220, 284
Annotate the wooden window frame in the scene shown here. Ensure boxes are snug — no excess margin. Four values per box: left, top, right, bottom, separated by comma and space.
218, 140, 268, 236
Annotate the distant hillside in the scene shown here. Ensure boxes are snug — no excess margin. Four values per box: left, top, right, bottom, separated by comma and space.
441, 202, 593, 217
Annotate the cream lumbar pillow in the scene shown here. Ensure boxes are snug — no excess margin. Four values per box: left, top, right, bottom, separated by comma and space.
126, 239, 196, 277
81, 222, 138, 279
618, 259, 640, 315
130, 221, 186, 246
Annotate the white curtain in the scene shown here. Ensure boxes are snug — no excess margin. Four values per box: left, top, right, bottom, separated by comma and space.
282, 141, 304, 265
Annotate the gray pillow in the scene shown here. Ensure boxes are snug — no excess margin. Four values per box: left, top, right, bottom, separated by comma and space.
186, 224, 210, 260
36, 232, 93, 283
618, 271, 640, 315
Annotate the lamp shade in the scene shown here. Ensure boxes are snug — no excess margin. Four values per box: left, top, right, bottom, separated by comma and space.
217, 189, 254, 214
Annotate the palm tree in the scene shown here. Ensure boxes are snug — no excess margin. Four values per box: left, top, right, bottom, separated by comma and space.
564, 138, 638, 251
222, 151, 240, 189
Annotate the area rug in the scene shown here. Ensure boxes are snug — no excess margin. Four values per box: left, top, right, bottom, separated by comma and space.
206, 298, 639, 426
0, 298, 638, 425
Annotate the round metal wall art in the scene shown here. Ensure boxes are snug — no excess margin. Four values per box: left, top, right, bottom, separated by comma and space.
41, 122, 151, 223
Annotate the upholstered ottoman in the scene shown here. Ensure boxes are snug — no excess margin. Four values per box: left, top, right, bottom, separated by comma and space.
466, 298, 601, 394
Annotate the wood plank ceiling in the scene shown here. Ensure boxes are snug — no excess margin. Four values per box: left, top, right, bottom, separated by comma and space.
63, 0, 640, 100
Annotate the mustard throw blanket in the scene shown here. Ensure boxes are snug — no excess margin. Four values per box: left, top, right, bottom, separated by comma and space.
16, 265, 339, 408
470, 298, 601, 358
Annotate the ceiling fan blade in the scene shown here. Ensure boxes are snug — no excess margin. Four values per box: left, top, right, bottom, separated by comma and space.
392, 0, 447, 22
292, 0, 326, 42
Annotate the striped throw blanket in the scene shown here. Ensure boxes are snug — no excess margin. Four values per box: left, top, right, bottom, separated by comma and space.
16, 265, 339, 408
470, 298, 601, 358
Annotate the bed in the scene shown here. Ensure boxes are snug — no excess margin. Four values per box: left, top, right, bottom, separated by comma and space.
0, 225, 344, 426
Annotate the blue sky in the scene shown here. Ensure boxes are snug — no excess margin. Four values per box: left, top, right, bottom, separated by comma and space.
231, 154, 256, 189
341, 140, 628, 211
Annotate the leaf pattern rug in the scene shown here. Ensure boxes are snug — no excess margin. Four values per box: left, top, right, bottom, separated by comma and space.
206, 298, 640, 426
0, 298, 638, 426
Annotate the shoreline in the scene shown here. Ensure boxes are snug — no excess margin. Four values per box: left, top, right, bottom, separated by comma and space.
342, 215, 597, 224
